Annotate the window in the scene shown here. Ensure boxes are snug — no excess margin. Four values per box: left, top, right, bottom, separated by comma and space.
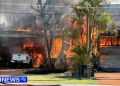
112, 38, 117, 45
106, 38, 111, 45
100, 38, 106, 45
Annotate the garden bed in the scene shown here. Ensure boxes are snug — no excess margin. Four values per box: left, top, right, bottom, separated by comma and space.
24, 68, 67, 74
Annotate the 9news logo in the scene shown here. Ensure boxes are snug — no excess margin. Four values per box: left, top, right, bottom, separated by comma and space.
0, 77, 27, 83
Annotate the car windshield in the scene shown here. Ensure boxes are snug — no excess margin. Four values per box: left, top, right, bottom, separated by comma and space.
12, 51, 22, 54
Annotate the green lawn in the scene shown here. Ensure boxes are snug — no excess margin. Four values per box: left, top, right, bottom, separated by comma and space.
13, 73, 97, 84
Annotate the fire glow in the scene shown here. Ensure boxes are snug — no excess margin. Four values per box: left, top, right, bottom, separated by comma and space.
110, 13, 118, 16
14, 27, 30, 31
22, 38, 63, 67
10, 16, 88, 67
23, 38, 44, 68
62, 17, 87, 57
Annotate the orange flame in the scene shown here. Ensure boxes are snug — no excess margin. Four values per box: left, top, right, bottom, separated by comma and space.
110, 13, 118, 16
32, 52, 43, 68
23, 38, 43, 68
100, 37, 119, 48
22, 27, 30, 31
51, 39, 62, 58
16, 28, 21, 31
14, 27, 30, 31
61, 17, 87, 57
110, 14, 115, 16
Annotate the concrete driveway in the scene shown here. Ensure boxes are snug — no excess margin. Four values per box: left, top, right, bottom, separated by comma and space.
0, 69, 28, 76
95, 71, 120, 85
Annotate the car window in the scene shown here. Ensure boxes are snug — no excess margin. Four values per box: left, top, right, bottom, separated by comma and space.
11, 50, 22, 54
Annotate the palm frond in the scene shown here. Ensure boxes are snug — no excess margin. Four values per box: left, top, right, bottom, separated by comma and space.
70, 41, 92, 70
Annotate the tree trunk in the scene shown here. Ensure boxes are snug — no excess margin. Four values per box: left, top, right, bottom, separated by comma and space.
43, 41, 46, 65
47, 50, 52, 66
49, 30, 53, 67
44, 30, 52, 67
49, 30, 53, 53
97, 35, 100, 70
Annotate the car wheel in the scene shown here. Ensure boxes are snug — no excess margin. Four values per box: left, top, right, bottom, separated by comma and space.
27, 60, 32, 68
11, 63, 16, 68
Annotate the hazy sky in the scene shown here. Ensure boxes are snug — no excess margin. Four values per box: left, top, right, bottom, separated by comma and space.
0, 0, 79, 12
1, 0, 120, 26
1, 0, 37, 4
0, 0, 78, 26
0, 0, 120, 4
0, 0, 120, 16
0, 0, 78, 5
108, 0, 120, 4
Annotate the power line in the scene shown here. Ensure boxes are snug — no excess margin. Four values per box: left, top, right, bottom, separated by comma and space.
0, 11, 61, 14
1, 3, 120, 8
0, 3, 70, 7
0, 12, 120, 16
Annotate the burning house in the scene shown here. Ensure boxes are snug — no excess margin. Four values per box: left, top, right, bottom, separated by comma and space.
0, 0, 82, 69
1, 0, 120, 70
0, 15, 87, 68
99, 4, 120, 70
0, 25, 63, 68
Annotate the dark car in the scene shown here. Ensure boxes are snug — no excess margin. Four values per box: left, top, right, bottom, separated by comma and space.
0, 47, 12, 68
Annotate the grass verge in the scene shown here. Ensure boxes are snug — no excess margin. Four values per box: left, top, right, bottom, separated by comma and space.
13, 73, 97, 85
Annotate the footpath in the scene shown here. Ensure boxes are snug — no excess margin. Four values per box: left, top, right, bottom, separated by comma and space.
0, 83, 115, 86
95, 71, 120, 85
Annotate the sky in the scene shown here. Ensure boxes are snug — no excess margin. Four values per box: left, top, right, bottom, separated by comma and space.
108, 0, 120, 4
0, 0, 120, 13
0, 0, 120, 4
1, 0, 120, 27
0, 0, 78, 26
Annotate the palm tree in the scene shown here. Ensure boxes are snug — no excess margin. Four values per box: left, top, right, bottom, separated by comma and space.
60, 0, 117, 70
70, 41, 92, 70
60, 26, 81, 46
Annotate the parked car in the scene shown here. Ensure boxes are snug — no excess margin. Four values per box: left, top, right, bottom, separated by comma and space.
11, 51, 33, 68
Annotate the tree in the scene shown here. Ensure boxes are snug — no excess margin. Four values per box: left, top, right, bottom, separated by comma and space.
70, 41, 93, 70
85, 0, 117, 70
31, 0, 61, 67
60, 26, 80, 46
60, 0, 117, 70
60, 1, 88, 46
